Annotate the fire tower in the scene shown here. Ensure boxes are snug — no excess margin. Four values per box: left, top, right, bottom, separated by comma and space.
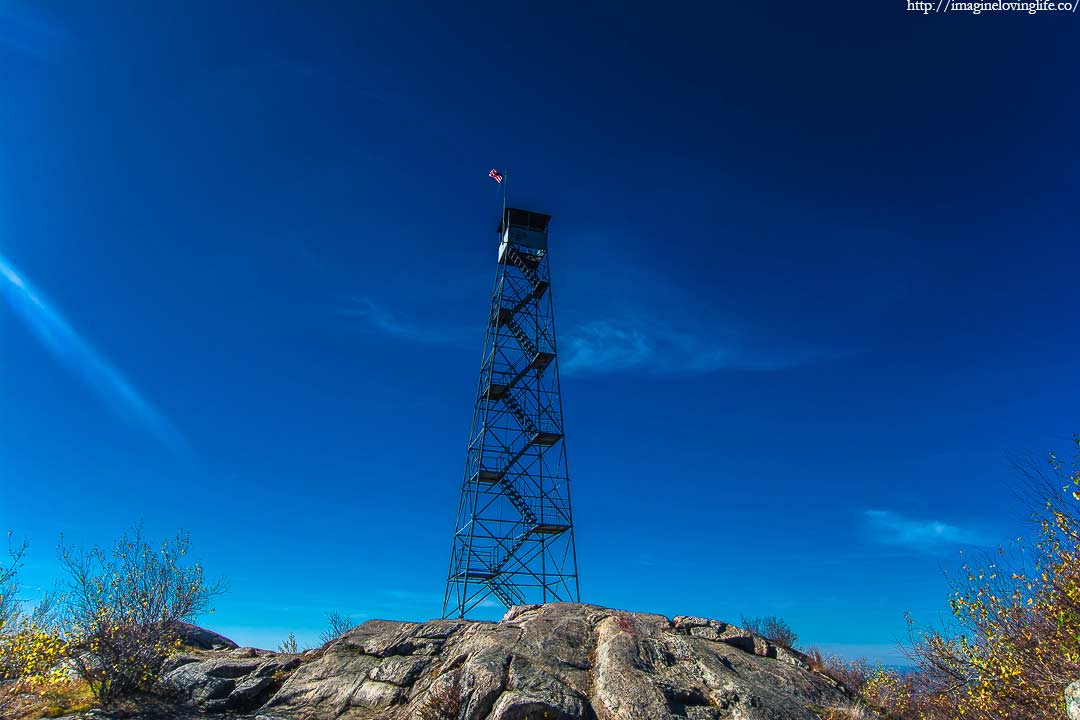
442, 207, 580, 618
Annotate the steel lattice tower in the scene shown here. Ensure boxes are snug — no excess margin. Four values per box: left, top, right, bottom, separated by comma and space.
442, 207, 580, 618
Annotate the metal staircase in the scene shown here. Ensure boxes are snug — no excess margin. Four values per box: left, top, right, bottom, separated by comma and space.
490, 530, 531, 574
492, 473, 536, 526
504, 246, 549, 297
486, 575, 525, 608
503, 316, 539, 359
500, 392, 537, 437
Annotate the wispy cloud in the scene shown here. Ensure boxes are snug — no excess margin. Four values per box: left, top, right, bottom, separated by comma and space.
863, 510, 991, 552
340, 299, 822, 376
560, 321, 651, 373
560, 318, 821, 376
0, 4, 64, 61
0, 252, 184, 450
339, 297, 463, 345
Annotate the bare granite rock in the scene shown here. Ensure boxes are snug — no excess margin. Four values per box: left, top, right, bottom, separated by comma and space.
156, 603, 863, 719
45, 604, 883, 720
159, 648, 301, 713
172, 621, 240, 651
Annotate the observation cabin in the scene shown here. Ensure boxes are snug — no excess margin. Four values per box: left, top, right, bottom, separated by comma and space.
498, 208, 551, 268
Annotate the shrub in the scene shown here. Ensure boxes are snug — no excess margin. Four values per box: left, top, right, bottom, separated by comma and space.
55, 526, 223, 704
892, 438, 1080, 719
848, 435, 1080, 720
0, 533, 28, 632
320, 611, 357, 645
861, 668, 916, 717
278, 632, 299, 654
1, 618, 67, 684
805, 648, 873, 695
740, 614, 798, 649
0, 538, 76, 717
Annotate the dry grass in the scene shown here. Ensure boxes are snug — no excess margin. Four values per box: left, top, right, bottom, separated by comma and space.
815, 701, 879, 720
416, 671, 464, 720
1, 678, 97, 720
804, 647, 873, 695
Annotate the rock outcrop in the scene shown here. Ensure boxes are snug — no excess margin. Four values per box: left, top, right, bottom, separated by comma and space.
161, 603, 862, 719
172, 621, 240, 651
160, 647, 301, 713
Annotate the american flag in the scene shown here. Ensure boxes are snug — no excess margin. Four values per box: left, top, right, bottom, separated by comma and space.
488, 168, 503, 184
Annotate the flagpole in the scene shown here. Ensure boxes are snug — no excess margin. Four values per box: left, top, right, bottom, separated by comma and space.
502, 168, 509, 230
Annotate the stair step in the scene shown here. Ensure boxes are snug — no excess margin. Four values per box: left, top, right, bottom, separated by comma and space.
506, 246, 543, 272
483, 383, 508, 400
531, 431, 563, 446
473, 470, 503, 484
531, 523, 570, 535
530, 352, 555, 370
457, 569, 494, 580
491, 307, 515, 326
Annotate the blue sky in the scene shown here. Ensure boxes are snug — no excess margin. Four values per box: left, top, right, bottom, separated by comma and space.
1, 1, 1078, 664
